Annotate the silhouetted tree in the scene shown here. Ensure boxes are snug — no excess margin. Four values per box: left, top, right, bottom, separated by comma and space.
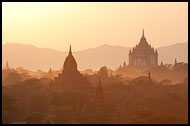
2, 94, 17, 124
29, 93, 49, 114
98, 66, 108, 78
4, 71, 21, 85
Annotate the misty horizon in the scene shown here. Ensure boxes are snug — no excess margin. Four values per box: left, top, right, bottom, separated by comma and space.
2, 41, 188, 52
2, 42, 188, 71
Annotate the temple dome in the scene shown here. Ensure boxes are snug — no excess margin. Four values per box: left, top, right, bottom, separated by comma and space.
63, 45, 77, 72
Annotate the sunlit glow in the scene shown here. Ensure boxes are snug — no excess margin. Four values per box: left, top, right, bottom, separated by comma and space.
2, 2, 188, 51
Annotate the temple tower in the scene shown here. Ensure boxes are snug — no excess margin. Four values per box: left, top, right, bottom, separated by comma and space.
95, 78, 105, 113
63, 45, 77, 73
53, 45, 92, 93
128, 29, 158, 69
5, 61, 10, 70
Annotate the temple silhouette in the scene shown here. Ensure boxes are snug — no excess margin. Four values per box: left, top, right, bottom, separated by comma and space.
50, 45, 105, 110
95, 78, 105, 113
52, 45, 93, 93
128, 29, 158, 68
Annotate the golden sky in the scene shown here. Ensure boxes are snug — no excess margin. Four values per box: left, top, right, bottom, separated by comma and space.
2, 2, 188, 51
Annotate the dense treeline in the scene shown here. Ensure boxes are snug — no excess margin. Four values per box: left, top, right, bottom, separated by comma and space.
2, 66, 188, 124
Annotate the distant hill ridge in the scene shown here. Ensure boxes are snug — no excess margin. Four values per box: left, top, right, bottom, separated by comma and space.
2, 42, 188, 71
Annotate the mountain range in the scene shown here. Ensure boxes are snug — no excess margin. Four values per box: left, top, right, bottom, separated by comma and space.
2, 42, 188, 71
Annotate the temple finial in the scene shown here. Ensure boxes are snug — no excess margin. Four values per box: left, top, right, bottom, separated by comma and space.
5, 60, 9, 69
175, 58, 177, 64
142, 29, 144, 37
69, 45, 72, 54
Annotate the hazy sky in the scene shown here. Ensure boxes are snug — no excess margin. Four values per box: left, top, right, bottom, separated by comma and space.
2, 2, 188, 51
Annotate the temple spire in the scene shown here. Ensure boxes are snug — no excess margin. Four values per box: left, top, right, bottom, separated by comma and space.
175, 58, 177, 65
48, 67, 52, 74
63, 45, 77, 72
160, 61, 163, 66
142, 29, 144, 37
96, 77, 105, 113
5, 60, 11, 70
69, 45, 72, 54
6, 61, 9, 68
123, 61, 126, 67
140, 29, 146, 43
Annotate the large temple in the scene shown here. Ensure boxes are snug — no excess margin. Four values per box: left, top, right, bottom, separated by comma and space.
47, 47, 107, 123
52, 45, 94, 94
128, 29, 158, 68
